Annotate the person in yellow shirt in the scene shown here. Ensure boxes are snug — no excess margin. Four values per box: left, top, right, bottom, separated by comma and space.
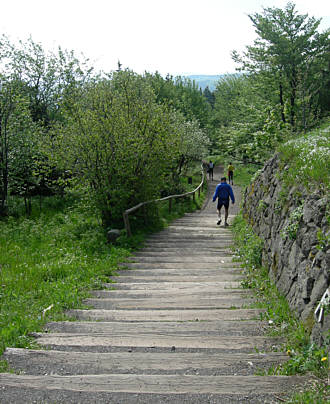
227, 162, 234, 185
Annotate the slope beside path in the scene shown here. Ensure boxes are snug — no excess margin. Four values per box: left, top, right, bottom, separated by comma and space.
1, 166, 306, 403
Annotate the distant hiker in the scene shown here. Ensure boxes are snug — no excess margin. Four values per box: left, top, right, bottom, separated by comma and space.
208, 161, 214, 180
212, 177, 235, 227
227, 162, 234, 185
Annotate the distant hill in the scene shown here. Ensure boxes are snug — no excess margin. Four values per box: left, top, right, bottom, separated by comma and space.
185, 74, 241, 92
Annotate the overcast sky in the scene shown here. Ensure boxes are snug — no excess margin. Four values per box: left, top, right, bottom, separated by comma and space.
1, 0, 329, 76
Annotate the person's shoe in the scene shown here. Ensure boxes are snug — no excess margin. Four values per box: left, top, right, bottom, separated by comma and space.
225, 222, 229, 227
217, 219, 221, 225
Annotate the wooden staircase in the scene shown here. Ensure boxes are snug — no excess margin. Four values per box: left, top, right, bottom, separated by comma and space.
0, 189, 305, 403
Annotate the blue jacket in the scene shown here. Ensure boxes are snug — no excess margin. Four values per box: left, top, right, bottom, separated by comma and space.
212, 182, 235, 203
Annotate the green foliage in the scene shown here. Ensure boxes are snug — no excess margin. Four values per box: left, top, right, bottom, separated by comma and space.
257, 200, 268, 212
278, 120, 330, 193
145, 72, 211, 129
231, 163, 262, 187
0, 35, 93, 215
232, 2, 330, 129
316, 229, 330, 252
233, 215, 263, 280
0, 194, 130, 356
274, 344, 329, 378
214, 74, 291, 165
281, 205, 304, 240
211, 3, 330, 166
49, 71, 210, 227
285, 385, 329, 404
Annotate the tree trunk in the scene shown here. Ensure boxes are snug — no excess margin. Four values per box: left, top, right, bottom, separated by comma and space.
0, 119, 9, 216
279, 72, 286, 123
290, 69, 297, 129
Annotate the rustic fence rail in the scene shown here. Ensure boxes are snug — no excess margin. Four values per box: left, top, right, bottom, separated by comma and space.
123, 165, 206, 237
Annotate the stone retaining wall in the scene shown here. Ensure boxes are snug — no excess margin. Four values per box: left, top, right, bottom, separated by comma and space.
243, 154, 329, 345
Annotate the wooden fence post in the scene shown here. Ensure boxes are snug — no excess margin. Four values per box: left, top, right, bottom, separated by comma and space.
142, 204, 147, 225
123, 212, 132, 238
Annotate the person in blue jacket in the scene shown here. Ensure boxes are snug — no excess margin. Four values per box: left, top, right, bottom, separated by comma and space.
212, 177, 235, 227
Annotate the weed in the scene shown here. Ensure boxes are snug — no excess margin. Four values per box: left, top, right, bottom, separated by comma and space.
281, 205, 304, 240
284, 380, 330, 403
257, 199, 268, 212
0, 360, 12, 373
316, 229, 330, 252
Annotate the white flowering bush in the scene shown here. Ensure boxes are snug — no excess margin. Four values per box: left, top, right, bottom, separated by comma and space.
279, 123, 330, 192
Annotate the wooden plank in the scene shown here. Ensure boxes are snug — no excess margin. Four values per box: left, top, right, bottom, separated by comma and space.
4, 348, 288, 375
108, 281, 242, 290
45, 320, 265, 336
91, 288, 252, 299
111, 275, 242, 283
83, 296, 251, 309
0, 373, 305, 395
67, 308, 262, 322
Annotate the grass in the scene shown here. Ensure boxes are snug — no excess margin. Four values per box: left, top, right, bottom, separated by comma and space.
232, 213, 330, 402
278, 118, 330, 193
230, 163, 261, 187
0, 194, 131, 356
205, 155, 260, 187
285, 384, 330, 404
0, 176, 207, 361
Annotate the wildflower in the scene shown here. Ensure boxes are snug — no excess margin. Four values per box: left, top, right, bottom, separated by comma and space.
321, 357, 327, 362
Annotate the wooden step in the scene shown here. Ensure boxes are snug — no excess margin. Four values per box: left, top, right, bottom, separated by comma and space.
91, 288, 253, 299
45, 320, 266, 336
0, 373, 305, 395
106, 281, 242, 290
66, 308, 263, 322
121, 260, 235, 268
35, 333, 282, 352
111, 275, 243, 283
125, 255, 235, 263
3, 348, 288, 376
114, 268, 241, 276
83, 296, 251, 310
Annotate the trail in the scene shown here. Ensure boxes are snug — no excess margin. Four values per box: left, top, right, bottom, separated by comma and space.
0, 166, 305, 403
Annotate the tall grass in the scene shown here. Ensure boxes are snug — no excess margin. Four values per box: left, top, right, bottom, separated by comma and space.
0, 194, 130, 355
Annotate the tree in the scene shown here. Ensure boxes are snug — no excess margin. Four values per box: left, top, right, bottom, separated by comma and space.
145, 72, 211, 129
49, 71, 182, 226
0, 35, 93, 215
212, 73, 291, 165
6, 36, 93, 127
203, 86, 215, 109
170, 112, 210, 185
0, 76, 41, 215
232, 2, 330, 130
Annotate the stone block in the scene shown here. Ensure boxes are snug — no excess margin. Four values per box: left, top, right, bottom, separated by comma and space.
107, 229, 121, 244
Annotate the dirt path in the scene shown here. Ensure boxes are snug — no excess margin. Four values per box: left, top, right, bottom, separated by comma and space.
1, 166, 305, 403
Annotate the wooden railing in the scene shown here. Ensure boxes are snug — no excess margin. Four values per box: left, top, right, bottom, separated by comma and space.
123, 165, 206, 237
